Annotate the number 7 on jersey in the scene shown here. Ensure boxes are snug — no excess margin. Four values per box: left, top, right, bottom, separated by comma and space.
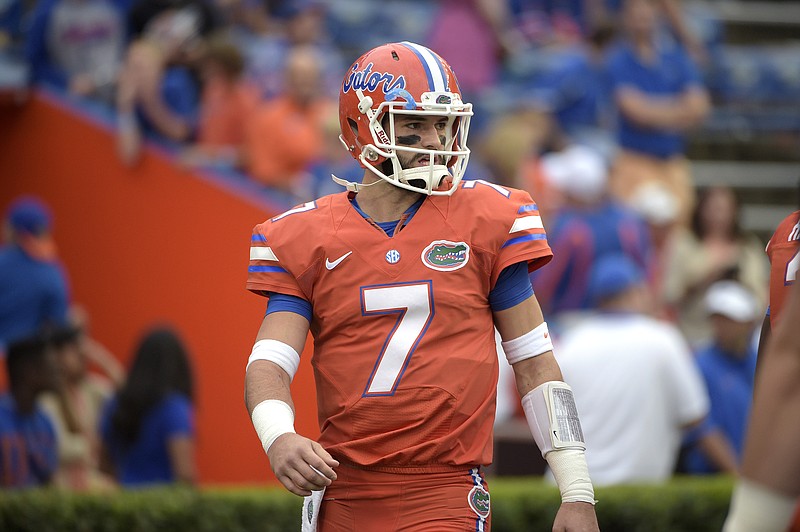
360, 281, 434, 396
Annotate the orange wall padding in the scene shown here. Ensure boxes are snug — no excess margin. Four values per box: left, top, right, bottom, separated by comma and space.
0, 91, 319, 485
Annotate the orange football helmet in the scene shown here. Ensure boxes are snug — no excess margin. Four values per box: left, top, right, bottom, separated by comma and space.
336, 41, 472, 195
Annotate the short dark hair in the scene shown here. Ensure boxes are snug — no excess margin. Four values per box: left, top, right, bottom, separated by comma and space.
50, 324, 81, 349
5, 333, 50, 384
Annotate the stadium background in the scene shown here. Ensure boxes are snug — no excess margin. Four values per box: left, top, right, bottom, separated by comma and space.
3, 0, 800, 488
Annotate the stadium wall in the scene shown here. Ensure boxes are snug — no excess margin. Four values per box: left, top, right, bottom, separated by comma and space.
0, 90, 318, 485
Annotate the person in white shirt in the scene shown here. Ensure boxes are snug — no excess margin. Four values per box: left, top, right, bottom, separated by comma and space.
553, 253, 716, 485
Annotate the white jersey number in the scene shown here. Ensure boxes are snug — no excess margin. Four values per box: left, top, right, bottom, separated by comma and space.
361, 281, 434, 396
786, 249, 800, 284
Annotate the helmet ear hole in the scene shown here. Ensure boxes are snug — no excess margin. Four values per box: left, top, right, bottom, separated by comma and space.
347, 118, 359, 137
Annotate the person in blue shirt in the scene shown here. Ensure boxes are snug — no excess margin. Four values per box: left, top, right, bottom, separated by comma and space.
0, 332, 60, 488
0, 196, 70, 351
606, 0, 710, 226
115, 5, 209, 165
681, 280, 760, 475
24, 0, 127, 103
100, 326, 196, 486
521, 22, 617, 158
530, 145, 652, 324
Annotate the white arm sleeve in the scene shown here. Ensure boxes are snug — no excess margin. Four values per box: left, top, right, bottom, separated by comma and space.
521, 381, 595, 505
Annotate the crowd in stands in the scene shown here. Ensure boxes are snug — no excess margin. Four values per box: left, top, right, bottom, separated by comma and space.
0, 197, 197, 489
2, 0, 797, 201
1, 0, 797, 493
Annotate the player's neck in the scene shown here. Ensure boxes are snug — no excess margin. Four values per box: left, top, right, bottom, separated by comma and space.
356, 176, 424, 223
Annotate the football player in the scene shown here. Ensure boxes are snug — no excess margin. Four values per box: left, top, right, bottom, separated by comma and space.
756, 209, 800, 372
724, 209, 800, 532
244, 41, 599, 531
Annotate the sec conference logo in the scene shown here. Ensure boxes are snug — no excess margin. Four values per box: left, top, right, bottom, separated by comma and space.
421, 240, 470, 271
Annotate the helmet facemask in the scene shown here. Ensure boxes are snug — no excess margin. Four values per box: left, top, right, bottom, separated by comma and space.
351, 89, 472, 196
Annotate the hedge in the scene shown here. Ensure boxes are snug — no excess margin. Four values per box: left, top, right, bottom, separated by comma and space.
0, 476, 733, 531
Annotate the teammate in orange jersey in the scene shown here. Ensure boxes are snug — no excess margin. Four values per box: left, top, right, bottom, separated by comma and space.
724, 208, 800, 532
725, 209, 800, 532
244, 42, 599, 532
756, 210, 800, 371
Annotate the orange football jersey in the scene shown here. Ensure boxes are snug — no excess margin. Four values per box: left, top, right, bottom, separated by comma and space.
765, 210, 800, 327
246, 180, 552, 472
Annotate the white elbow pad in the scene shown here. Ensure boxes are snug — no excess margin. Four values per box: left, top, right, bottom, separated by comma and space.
521, 381, 585, 457
246, 339, 300, 380
501, 322, 554, 365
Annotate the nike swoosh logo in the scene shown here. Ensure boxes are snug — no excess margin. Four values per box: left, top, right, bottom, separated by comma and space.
325, 251, 353, 270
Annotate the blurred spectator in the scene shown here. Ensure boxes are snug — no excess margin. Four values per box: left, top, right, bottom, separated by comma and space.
428, 0, 526, 98
305, 106, 362, 198
0, 332, 59, 488
25, 0, 126, 104
508, 0, 586, 47
680, 280, 758, 475
476, 103, 552, 189
180, 33, 259, 170
229, 0, 345, 101
617, 1, 706, 58
0, 196, 70, 350
116, 4, 210, 165
629, 180, 680, 317
100, 326, 196, 486
0, 0, 28, 99
554, 254, 733, 486
509, 0, 705, 51
244, 44, 332, 199
66, 305, 125, 387
518, 21, 618, 160
38, 312, 122, 491
529, 145, 651, 326
126, 0, 217, 39
662, 185, 768, 347
212, 0, 270, 36
0, 0, 22, 47
607, 0, 710, 226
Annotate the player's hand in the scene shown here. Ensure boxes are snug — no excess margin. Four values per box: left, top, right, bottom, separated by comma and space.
266, 433, 339, 497
552, 501, 599, 532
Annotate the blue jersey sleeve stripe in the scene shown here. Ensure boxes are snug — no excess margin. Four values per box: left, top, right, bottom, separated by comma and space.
489, 261, 534, 311
518, 204, 539, 213
266, 292, 312, 322
501, 233, 547, 248
248, 265, 288, 273
251, 234, 267, 243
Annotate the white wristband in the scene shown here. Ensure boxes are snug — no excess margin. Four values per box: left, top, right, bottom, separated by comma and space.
501, 322, 554, 365
723, 479, 797, 532
546, 448, 596, 505
251, 400, 296, 453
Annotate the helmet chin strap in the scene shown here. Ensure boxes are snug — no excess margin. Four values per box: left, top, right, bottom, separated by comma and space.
332, 161, 453, 195
330, 174, 386, 193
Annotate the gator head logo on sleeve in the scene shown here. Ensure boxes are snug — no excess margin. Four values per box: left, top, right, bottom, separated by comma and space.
421, 240, 470, 271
